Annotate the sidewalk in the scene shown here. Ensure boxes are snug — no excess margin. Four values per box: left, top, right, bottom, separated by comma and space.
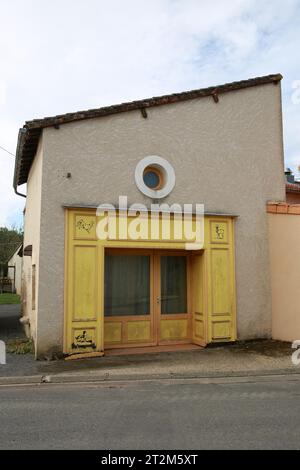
0, 339, 298, 385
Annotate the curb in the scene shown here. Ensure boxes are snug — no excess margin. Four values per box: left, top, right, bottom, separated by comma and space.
0, 375, 43, 385
1, 368, 300, 386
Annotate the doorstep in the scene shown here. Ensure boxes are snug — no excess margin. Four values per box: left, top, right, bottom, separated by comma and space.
104, 343, 203, 356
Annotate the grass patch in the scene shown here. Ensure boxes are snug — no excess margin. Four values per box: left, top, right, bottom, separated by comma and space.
0, 293, 21, 305
6, 338, 34, 355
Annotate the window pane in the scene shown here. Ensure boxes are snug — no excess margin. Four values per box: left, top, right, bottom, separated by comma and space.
105, 255, 150, 316
161, 256, 187, 314
143, 170, 160, 189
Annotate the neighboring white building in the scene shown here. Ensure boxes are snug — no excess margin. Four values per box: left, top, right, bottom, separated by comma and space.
7, 244, 23, 295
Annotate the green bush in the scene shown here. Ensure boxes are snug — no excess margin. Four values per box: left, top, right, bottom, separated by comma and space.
6, 338, 34, 354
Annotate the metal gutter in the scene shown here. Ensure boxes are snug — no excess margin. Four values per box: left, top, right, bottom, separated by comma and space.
13, 128, 27, 198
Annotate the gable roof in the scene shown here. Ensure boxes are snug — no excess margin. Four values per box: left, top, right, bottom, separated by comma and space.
13, 73, 282, 189
6, 242, 23, 263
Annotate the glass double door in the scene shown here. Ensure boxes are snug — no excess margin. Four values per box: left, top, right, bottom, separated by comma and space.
104, 249, 190, 348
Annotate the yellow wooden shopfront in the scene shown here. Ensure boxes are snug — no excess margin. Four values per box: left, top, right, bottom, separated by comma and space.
64, 209, 236, 355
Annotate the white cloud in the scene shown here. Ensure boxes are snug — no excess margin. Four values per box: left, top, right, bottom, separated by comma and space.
0, 80, 7, 110
0, 0, 299, 226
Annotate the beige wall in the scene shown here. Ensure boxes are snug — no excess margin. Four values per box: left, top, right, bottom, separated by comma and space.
22, 137, 43, 345
268, 207, 300, 342
30, 81, 285, 357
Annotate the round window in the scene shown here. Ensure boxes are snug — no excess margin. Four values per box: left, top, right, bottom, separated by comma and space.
135, 156, 176, 199
143, 167, 162, 189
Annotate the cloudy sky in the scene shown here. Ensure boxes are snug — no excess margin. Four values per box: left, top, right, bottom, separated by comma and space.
0, 0, 299, 227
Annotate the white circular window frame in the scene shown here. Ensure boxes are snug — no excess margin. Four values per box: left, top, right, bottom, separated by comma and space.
135, 156, 175, 199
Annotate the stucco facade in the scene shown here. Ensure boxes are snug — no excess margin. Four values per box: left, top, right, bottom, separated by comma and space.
19, 77, 285, 358
268, 203, 300, 342
22, 137, 43, 344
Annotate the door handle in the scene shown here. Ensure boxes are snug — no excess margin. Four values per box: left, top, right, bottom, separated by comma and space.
156, 297, 160, 305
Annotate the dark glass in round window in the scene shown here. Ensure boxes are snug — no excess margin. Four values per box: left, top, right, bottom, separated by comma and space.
143, 170, 160, 189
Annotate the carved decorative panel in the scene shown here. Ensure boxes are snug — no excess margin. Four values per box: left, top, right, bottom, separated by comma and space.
210, 221, 228, 244
72, 328, 96, 351
74, 215, 96, 240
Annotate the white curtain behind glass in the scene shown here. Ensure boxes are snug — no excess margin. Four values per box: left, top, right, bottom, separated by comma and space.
105, 255, 150, 316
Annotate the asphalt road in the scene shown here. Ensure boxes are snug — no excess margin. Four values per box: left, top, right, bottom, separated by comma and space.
0, 304, 24, 341
1, 375, 300, 450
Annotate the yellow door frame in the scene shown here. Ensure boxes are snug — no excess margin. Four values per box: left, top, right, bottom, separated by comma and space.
64, 209, 237, 356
